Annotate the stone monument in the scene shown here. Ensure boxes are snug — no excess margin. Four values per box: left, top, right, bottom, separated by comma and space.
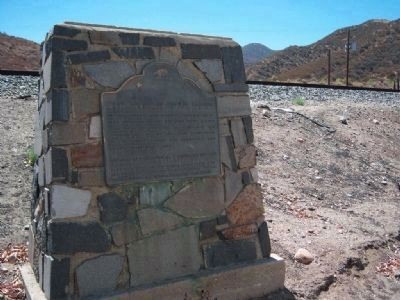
22, 22, 285, 299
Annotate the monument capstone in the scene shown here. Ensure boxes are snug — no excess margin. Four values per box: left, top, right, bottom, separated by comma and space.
23, 22, 285, 299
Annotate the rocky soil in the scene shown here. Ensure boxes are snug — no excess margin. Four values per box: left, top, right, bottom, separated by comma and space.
0, 76, 399, 299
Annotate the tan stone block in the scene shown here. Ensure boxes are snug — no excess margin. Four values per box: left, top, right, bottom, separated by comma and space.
226, 184, 264, 225
71, 143, 103, 168
235, 144, 256, 169
70, 88, 100, 118
221, 223, 258, 240
160, 47, 180, 65
48, 122, 86, 146
177, 60, 213, 92
78, 168, 105, 186
68, 68, 86, 88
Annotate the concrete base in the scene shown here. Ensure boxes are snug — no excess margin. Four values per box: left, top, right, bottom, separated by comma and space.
21, 254, 285, 300
20, 264, 46, 300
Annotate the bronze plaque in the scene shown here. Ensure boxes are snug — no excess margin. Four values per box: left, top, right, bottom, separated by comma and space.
101, 63, 220, 185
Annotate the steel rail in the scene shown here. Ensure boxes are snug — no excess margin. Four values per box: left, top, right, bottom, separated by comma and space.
0, 69, 40, 76
246, 80, 400, 93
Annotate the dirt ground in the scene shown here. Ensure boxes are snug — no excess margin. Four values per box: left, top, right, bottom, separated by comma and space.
0, 94, 399, 299
254, 99, 400, 299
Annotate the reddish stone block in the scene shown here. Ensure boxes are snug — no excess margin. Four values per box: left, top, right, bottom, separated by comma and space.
71, 143, 103, 168
226, 184, 264, 225
221, 224, 258, 240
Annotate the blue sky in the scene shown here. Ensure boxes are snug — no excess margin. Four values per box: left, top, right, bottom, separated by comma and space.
0, 0, 398, 49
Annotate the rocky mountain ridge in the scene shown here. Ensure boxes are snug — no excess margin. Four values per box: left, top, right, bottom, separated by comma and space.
0, 33, 40, 71
246, 19, 400, 88
242, 43, 275, 65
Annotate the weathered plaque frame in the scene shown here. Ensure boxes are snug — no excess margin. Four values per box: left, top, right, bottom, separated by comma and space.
101, 63, 220, 185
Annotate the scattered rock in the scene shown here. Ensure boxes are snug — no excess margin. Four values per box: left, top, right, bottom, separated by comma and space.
373, 119, 379, 124
294, 248, 314, 265
339, 115, 348, 125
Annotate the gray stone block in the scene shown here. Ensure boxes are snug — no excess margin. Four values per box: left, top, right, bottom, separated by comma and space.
83, 61, 135, 88
98, 193, 128, 224
213, 83, 249, 93
203, 239, 257, 268
66, 50, 110, 64
225, 169, 243, 205
70, 88, 100, 117
143, 36, 176, 47
44, 147, 68, 184
51, 51, 67, 88
181, 44, 221, 59
217, 95, 251, 118
221, 46, 246, 83
220, 136, 237, 171
76, 254, 124, 298
45, 89, 69, 124
165, 178, 224, 219
42, 255, 70, 300
43, 51, 67, 92
242, 171, 252, 185
110, 221, 140, 246
119, 32, 140, 45
230, 118, 247, 147
219, 119, 230, 136
259, 222, 271, 258
194, 59, 224, 83
112, 47, 155, 59
42, 129, 48, 153
48, 122, 86, 146
139, 182, 172, 206
47, 222, 111, 254
49, 37, 87, 52
38, 157, 45, 187
138, 208, 183, 236
33, 113, 43, 156
242, 116, 254, 144
128, 226, 201, 286
199, 219, 217, 240
50, 185, 91, 219
53, 25, 81, 37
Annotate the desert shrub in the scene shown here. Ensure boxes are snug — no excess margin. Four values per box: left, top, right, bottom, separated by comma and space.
292, 97, 305, 106
26, 147, 37, 167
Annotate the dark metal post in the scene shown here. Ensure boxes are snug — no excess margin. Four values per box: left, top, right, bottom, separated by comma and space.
346, 29, 350, 86
328, 49, 331, 86
397, 75, 399, 90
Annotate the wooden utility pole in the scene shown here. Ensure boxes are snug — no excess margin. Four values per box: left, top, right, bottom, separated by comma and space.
327, 49, 331, 85
346, 29, 350, 86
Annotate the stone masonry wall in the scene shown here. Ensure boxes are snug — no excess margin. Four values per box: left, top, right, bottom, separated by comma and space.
30, 22, 271, 299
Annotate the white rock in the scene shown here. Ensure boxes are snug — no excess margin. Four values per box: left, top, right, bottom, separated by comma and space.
89, 115, 102, 138
294, 248, 314, 265
51, 185, 91, 219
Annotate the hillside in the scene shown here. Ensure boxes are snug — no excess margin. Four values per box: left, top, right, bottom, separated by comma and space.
0, 33, 40, 71
242, 43, 275, 65
246, 19, 400, 88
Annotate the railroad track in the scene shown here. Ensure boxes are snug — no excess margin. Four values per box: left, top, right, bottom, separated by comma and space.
1, 69, 398, 93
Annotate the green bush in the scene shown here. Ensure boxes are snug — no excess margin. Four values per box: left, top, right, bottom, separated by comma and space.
292, 97, 305, 106
26, 147, 38, 167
